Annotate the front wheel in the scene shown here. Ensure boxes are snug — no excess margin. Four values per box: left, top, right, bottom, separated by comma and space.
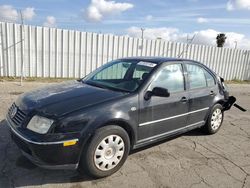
79, 125, 130, 178
203, 104, 224, 134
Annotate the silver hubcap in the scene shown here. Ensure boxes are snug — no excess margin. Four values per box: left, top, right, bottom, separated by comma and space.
211, 108, 222, 130
94, 135, 125, 171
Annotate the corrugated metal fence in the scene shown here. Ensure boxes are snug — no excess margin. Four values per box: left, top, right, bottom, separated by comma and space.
0, 22, 250, 80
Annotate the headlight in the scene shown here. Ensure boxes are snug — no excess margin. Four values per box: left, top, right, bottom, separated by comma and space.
27, 115, 54, 134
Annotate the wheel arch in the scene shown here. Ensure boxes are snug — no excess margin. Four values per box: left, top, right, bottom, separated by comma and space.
99, 119, 136, 149
214, 99, 227, 110
216, 99, 226, 106
203, 100, 224, 123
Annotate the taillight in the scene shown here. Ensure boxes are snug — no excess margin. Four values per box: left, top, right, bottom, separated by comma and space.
220, 77, 228, 90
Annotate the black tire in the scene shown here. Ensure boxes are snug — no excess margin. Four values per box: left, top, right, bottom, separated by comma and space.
79, 125, 130, 178
203, 104, 224, 134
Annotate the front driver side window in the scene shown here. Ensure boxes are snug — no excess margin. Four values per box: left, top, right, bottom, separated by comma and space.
149, 64, 184, 93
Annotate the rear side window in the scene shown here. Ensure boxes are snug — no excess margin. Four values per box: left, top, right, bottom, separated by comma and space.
186, 64, 206, 89
204, 70, 216, 87
186, 64, 216, 89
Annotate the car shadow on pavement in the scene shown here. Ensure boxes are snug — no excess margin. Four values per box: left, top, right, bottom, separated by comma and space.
131, 128, 205, 155
0, 119, 95, 187
0, 118, 206, 187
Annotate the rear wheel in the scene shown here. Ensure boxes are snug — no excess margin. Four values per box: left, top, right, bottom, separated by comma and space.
79, 125, 130, 178
203, 104, 224, 134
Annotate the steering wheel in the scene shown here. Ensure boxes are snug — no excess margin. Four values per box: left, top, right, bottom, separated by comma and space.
115, 80, 139, 91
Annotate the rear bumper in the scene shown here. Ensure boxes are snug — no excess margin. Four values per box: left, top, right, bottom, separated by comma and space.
6, 117, 84, 170
223, 96, 236, 111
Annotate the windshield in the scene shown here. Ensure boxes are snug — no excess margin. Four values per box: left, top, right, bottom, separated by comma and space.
82, 60, 157, 92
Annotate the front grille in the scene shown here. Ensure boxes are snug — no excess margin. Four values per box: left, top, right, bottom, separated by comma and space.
8, 103, 27, 126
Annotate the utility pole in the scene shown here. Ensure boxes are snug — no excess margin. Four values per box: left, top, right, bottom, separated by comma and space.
141, 28, 145, 40
0, 23, 3, 76
0, 23, 4, 76
140, 28, 145, 56
187, 34, 193, 43
178, 34, 196, 58
20, 10, 25, 86
234, 41, 238, 49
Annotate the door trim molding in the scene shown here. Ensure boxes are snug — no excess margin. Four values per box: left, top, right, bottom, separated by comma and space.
137, 121, 204, 144
139, 107, 209, 127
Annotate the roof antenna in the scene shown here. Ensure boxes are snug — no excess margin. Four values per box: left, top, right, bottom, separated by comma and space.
177, 34, 196, 58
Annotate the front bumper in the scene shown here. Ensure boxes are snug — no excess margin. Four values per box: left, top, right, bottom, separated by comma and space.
6, 117, 84, 170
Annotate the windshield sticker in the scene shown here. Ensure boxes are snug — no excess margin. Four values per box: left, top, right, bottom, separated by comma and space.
137, 61, 157, 67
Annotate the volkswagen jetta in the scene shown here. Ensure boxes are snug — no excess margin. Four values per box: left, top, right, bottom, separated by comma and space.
6, 57, 239, 178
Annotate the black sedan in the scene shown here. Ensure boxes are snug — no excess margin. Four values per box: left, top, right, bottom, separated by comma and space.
6, 57, 238, 178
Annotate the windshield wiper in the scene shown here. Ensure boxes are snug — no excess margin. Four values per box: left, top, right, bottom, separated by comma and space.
105, 86, 131, 93
83, 81, 108, 89
83, 81, 131, 93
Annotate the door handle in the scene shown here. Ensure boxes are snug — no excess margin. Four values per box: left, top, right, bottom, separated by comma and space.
180, 97, 188, 103
210, 91, 215, 96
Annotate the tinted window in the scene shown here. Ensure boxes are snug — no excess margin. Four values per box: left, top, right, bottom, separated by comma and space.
204, 69, 216, 86
149, 64, 184, 93
83, 60, 156, 92
186, 64, 207, 89
132, 64, 152, 80
93, 61, 131, 80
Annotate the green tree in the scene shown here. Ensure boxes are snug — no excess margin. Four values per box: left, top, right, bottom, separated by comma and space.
216, 33, 227, 47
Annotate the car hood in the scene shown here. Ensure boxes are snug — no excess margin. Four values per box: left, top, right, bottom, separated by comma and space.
16, 80, 125, 117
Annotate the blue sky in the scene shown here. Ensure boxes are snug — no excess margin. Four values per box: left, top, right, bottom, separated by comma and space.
0, 0, 250, 49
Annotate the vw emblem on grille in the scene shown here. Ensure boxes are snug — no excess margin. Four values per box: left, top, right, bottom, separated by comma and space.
10, 106, 17, 119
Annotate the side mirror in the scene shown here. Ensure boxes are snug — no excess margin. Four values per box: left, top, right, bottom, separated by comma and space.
144, 87, 170, 100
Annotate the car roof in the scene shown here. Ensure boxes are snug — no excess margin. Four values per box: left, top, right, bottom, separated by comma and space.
117, 57, 217, 77
118, 57, 216, 75
118, 57, 196, 64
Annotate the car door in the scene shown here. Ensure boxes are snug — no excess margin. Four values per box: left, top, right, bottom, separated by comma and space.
137, 62, 189, 143
184, 62, 218, 126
